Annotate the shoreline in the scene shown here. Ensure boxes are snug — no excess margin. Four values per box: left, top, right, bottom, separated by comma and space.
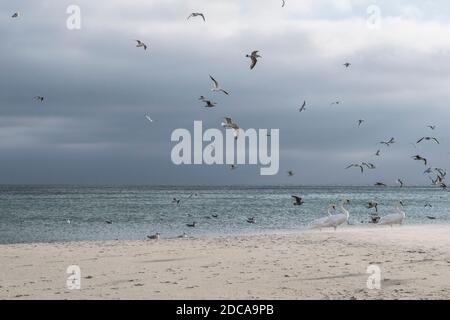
1, 224, 450, 299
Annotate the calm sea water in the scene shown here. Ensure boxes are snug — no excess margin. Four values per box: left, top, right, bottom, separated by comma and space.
0, 185, 449, 244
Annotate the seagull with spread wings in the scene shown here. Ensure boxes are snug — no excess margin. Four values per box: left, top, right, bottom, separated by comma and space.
210, 75, 229, 95
134, 39, 147, 50
246, 50, 261, 70
187, 12, 206, 21
221, 117, 240, 139
417, 137, 439, 144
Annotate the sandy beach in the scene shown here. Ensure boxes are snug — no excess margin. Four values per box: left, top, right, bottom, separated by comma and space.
1, 225, 450, 300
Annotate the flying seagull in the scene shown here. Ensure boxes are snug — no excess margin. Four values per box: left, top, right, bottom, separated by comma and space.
34, 96, 44, 102
187, 12, 205, 21
281, 0, 286, 7
203, 100, 217, 108
343, 62, 351, 68
358, 119, 364, 127
105, 220, 112, 224
380, 137, 395, 146
330, 101, 341, 106
12, 12, 19, 18
299, 101, 306, 112
396, 179, 404, 188
221, 117, 240, 139
230, 164, 236, 170
412, 155, 427, 166
246, 50, 261, 70
427, 125, 436, 130
346, 163, 364, 173
144, 115, 154, 123
287, 170, 294, 177
134, 40, 147, 50
362, 162, 376, 169
209, 75, 229, 95
291, 196, 304, 206
375, 150, 381, 156
417, 137, 439, 144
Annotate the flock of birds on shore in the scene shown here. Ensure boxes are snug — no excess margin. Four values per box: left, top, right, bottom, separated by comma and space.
9, 3, 449, 240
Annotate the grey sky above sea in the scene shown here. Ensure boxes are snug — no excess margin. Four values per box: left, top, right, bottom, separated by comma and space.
1, 0, 449, 185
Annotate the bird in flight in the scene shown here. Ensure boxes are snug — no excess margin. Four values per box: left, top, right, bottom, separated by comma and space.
346, 163, 364, 173
358, 119, 364, 127
299, 101, 306, 112
246, 50, 261, 70
417, 137, 439, 144
187, 12, 206, 21
412, 155, 427, 166
291, 196, 304, 206
375, 150, 381, 156
427, 125, 436, 130
134, 40, 147, 50
343, 62, 351, 68
203, 99, 217, 108
330, 101, 341, 106
281, 0, 286, 7
221, 117, 240, 139
12, 12, 19, 18
210, 75, 229, 95
396, 179, 404, 188
380, 137, 395, 146
287, 170, 294, 177
144, 114, 153, 122
362, 162, 376, 170
34, 96, 44, 102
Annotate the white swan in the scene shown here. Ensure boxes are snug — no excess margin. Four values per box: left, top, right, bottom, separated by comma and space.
379, 201, 405, 227
313, 199, 350, 231
310, 204, 336, 230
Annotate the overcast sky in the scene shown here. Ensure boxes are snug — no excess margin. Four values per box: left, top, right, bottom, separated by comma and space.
0, 0, 449, 185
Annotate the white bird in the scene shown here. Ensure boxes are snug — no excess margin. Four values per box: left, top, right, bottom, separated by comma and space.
310, 204, 336, 230
313, 200, 351, 231
134, 40, 147, 50
221, 117, 240, 139
379, 201, 405, 227
187, 12, 205, 21
209, 75, 229, 95
246, 50, 261, 70
144, 115, 154, 122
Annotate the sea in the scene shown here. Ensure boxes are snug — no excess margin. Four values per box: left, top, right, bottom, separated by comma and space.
0, 185, 449, 244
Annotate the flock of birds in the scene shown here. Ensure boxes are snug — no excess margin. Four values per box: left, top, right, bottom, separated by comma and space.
9, 3, 449, 240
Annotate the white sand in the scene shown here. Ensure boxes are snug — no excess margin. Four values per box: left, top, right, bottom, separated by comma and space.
1, 225, 450, 299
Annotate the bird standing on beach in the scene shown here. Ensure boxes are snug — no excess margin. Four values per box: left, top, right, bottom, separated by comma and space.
396, 179, 404, 188
246, 50, 261, 70
379, 201, 405, 227
144, 115, 154, 122
316, 199, 351, 231
187, 13, 206, 21
310, 204, 337, 230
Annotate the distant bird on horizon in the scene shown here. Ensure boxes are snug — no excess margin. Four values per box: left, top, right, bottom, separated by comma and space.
34, 96, 44, 102
147, 233, 160, 240
366, 200, 379, 212
412, 155, 427, 166
246, 50, 261, 70
346, 163, 364, 173
417, 137, 439, 144
287, 170, 294, 177
299, 101, 306, 112
291, 196, 304, 206
134, 40, 147, 50
187, 12, 205, 21
396, 179, 404, 188
374, 182, 387, 187
380, 137, 395, 146
210, 75, 229, 95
